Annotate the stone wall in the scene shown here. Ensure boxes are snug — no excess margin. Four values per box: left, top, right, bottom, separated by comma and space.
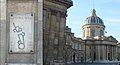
0, 0, 7, 64
0, 0, 43, 65
43, 0, 73, 64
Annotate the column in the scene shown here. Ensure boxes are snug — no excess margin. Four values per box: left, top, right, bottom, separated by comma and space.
98, 45, 100, 61
103, 45, 106, 61
37, 0, 43, 65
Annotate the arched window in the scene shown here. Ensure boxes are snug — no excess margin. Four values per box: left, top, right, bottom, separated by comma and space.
91, 29, 95, 37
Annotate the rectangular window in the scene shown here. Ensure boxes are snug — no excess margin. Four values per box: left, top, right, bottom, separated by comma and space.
108, 53, 110, 61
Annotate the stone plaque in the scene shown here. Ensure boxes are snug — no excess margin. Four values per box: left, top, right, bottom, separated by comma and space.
9, 13, 34, 53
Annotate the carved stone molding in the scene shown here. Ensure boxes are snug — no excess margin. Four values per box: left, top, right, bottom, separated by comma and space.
44, 8, 67, 18
44, 0, 73, 8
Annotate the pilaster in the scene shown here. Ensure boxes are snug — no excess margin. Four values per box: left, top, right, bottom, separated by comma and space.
37, 0, 43, 65
0, 0, 7, 65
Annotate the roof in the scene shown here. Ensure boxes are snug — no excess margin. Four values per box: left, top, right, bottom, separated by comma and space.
84, 9, 104, 25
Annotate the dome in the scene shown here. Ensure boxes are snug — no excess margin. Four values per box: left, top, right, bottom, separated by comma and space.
84, 9, 104, 25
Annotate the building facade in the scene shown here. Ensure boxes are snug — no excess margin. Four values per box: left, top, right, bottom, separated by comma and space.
1, 0, 120, 65
65, 26, 85, 63
43, 1, 120, 64
63, 9, 120, 64
0, 0, 73, 65
43, 0, 73, 65
117, 43, 120, 61
82, 9, 118, 62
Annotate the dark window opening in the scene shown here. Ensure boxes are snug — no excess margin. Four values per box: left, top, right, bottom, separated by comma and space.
73, 53, 75, 62
94, 53, 96, 61
80, 57, 83, 62
108, 53, 111, 61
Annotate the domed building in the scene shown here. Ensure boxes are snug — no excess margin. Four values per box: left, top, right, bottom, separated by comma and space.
82, 9, 118, 62
82, 9, 105, 39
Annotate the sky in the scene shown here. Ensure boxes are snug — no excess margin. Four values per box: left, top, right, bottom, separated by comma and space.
66, 0, 120, 42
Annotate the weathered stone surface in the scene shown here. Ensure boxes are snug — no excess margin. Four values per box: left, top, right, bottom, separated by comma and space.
0, 0, 43, 65
0, 0, 6, 20
43, 0, 73, 64
0, 20, 6, 65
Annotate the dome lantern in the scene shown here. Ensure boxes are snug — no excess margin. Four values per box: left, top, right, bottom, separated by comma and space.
92, 9, 96, 16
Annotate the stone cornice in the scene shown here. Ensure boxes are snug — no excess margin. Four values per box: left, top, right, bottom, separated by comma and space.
84, 39, 117, 45
44, 6, 68, 17
82, 24, 105, 29
44, 0, 73, 8
44, 3, 67, 14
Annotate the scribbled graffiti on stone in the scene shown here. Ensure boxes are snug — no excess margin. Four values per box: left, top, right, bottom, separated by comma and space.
13, 23, 25, 50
